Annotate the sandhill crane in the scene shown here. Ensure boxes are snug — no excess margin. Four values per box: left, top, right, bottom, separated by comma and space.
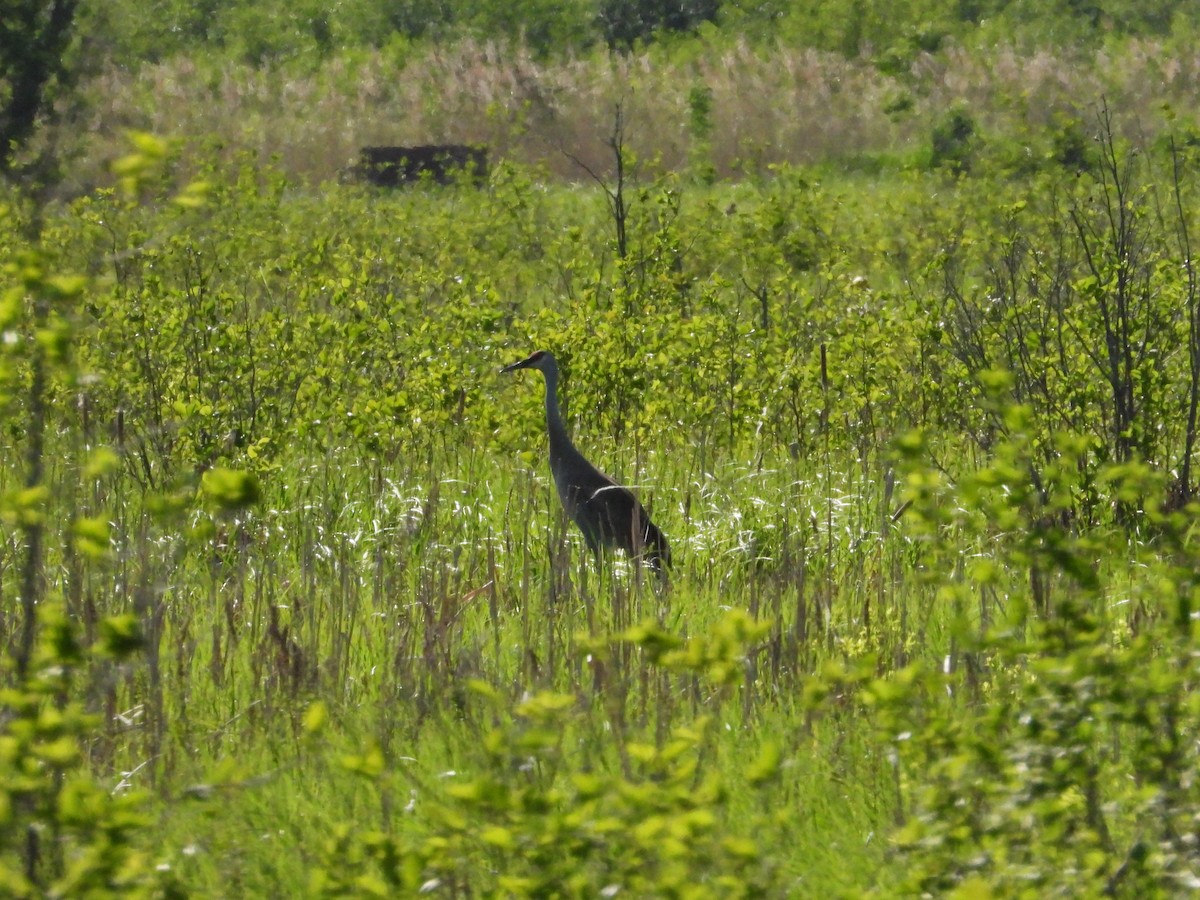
501, 350, 671, 573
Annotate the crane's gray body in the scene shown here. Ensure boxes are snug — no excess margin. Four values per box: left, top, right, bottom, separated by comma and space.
502, 351, 671, 571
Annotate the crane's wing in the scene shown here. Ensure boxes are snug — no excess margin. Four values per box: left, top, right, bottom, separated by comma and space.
578, 482, 671, 571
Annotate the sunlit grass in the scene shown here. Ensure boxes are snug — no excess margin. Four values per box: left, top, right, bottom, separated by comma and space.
63, 419, 920, 890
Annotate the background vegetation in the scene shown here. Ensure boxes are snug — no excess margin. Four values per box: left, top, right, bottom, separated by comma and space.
3, 0, 1195, 191
2, 1, 1200, 896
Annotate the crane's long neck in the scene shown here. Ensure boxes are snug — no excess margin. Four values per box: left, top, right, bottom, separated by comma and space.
540, 364, 578, 464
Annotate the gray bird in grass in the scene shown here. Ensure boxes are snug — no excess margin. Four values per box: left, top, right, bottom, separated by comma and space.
501, 350, 671, 573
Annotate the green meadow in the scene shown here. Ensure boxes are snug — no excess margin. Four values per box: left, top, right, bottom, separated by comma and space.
5, 3, 1200, 896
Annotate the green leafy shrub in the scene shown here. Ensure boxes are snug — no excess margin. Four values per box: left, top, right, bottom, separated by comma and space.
839, 432, 1200, 896
309, 611, 784, 897
930, 106, 977, 173
0, 604, 174, 897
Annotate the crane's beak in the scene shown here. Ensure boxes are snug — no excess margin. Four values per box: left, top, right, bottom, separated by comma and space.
500, 355, 534, 374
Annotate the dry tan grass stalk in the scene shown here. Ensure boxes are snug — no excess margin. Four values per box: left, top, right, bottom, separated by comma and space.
60, 36, 1200, 190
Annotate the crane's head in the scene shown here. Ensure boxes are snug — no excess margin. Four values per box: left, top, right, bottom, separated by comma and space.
500, 350, 557, 375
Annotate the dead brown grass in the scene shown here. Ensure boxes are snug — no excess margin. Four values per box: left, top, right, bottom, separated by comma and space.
67, 35, 1200, 189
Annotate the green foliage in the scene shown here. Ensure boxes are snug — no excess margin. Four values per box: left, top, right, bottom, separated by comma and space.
5, 112, 1200, 895
0, 603, 171, 897
200, 467, 262, 511
848, 437, 1200, 896
68, 0, 1200, 71
310, 612, 783, 896
930, 106, 977, 173
928, 107, 1200, 515
597, 0, 722, 51
0, 0, 80, 177
0, 136, 208, 896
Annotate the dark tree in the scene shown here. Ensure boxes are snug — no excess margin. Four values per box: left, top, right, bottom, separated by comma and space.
0, 0, 79, 177
598, 0, 720, 51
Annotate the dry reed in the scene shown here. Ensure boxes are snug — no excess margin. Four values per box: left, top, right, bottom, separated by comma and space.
68, 35, 1200, 189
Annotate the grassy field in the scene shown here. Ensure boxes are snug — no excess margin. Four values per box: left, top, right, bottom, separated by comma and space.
3, 94, 1200, 895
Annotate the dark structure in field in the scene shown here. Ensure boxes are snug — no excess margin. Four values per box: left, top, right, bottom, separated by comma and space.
356, 145, 489, 187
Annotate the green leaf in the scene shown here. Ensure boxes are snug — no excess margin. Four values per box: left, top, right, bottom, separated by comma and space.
480, 825, 516, 850
84, 447, 120, 478
745, 740, 781, 787
304, 701, 328, 734
127, 131, 169, 158
72, 515, 111, 560
43, 274, 88, 299
201, 467, 262, 510
35, 736, 81, 767
97, 614, 142, 658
